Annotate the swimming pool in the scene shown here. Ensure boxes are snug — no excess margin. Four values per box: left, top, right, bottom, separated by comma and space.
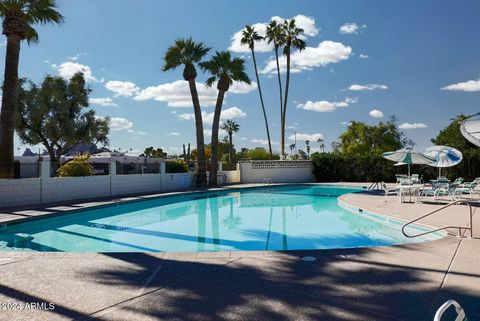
0, 184, 444, 252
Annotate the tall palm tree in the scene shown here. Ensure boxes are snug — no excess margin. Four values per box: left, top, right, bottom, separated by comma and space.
240, 25, 272, 159
0, 0, 63, 178
200, 51, 250, 186
280, 19, 306, 158
317, 137, 325, 153
266, 20, 285, 153
305, 140, 310, 156
220, 119, 240, 169
162, 38, 210, 187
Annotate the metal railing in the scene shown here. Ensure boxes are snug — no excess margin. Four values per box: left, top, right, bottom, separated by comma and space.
402, 200, 474, 238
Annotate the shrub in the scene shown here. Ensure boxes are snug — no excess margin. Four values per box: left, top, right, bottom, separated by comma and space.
57, 154, 93, 177
166, 160, 189, 173
311, 150, 480, 183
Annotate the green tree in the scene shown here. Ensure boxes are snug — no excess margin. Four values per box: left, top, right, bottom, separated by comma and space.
431, 115, 476, 152
0, 0, 63, 178
246, 147, 271, 160
162, 38, 210, 187
266, 20, 286, 147
200, 51, 250, 186
337, 116, 410, 155
141, 147, 166, 158
220, 119, 240, 169
57, 154, 93, 177
280, 19, 306, 158
15, 73, 109, 172
241, 25, 273, 159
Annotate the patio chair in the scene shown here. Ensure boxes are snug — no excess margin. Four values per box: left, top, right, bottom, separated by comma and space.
411, 174, 421, 184
433, 300, 467, 321
453, 181, 479, 200
420, 178, 462, 202
382, 182, 398, 200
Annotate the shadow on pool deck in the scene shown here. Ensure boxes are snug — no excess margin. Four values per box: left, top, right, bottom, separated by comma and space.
0, 238, 478, 321
69, 241, 477, 321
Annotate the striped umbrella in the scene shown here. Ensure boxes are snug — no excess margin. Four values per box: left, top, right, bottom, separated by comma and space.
382, 148, 435, 179
423, 145, 463, 177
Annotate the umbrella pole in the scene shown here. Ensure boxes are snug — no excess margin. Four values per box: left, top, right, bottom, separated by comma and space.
439, 167, 441, 178
408, 164, 411, 184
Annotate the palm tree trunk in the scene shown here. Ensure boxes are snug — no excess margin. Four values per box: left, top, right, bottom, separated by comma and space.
187, 79, 207, 187
281, 45, 291, 158
275, 47, 283, 157
209, 90, 226, 186
228, 131, 233, 169
0, 35, 21, 178
251, 49, 273, 160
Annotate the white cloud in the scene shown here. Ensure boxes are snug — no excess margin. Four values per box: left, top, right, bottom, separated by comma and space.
251, 138, 270, 145
369, 109, 384, 118
106, 81, 140, 97
399, 123, 427, 129
135, 80, 256, 107
96, 116, 133, 131
229, 81, 257, 94
89, 97, 117, 107
203, 128, 227, 137
339, 23, 367, 35
127, 129, 147, 136
178, 107, 246, 125
261, 41, 351, 74
297, 97, 357, 113
56, 61, 98, 82
347, 84, 388, 91
359, 54, 369, 59
288, 133, 323, 141
167, 132, 180, 136
441, 79, 480, 92
229, 14, 319, 53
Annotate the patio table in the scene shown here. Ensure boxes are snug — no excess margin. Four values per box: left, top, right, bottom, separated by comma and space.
398, 184, 424, 203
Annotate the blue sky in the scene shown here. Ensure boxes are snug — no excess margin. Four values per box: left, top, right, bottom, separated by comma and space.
5, 0, 480, 155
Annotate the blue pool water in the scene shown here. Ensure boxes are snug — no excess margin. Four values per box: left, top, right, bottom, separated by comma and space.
0, 185, 443, 252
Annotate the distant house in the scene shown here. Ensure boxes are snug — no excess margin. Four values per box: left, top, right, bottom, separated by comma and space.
64, 143, 111, 156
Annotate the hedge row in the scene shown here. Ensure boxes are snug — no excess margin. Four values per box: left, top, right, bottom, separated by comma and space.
311, 150, 480, 183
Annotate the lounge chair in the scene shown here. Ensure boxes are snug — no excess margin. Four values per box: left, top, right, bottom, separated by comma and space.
453, 181, 479, 200
420, 178, 463, 202
382, 182, 398, 199
433, 300, 467, 321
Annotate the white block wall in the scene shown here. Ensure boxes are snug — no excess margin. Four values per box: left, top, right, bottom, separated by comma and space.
0, 178, 42, 208
161, 173, 194, 192
112, 174, 162, 196
239, 161, 315, 183
42, 176, 111, 203
219, 170, 240, 185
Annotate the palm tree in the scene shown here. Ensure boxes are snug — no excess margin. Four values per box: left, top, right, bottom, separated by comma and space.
317, 137, 325, 153
305, 140, 310, 156
200, 51, 250, 186
240, 25, 273, 159
162, 38, 210, 187
280, 19, 306, 158
266, 20, 285, 154
0, 0, 63, 178
220, 119, 240, 169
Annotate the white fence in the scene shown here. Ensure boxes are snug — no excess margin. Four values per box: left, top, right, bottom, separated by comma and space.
238, 160, 314, 183
0, 160, 314, 209
0, 160, 196, 209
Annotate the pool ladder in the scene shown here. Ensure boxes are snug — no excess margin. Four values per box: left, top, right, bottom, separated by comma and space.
263, 178, 274, 193
402, 200, 475, 238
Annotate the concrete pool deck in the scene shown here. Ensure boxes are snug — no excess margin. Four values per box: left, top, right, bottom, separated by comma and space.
0, 184, 479, 320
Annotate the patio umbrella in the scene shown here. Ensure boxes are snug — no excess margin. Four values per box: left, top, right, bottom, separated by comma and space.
423, 145, 463, 177
382, 148, 435, 179
460, 113, 480, 147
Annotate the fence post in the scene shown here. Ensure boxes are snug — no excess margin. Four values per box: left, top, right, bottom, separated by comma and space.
160, 161, 166, 192
39, 159, 51, 204
109, 161, 116, 198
